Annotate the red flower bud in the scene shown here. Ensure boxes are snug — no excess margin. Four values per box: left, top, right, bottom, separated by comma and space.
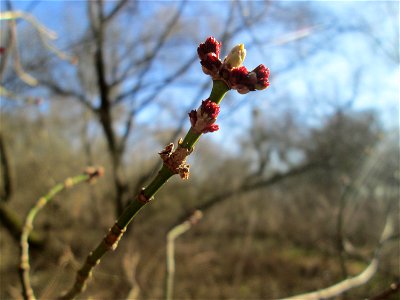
203, 124, 219, 133
229, 66, 249, 86
197, 36, 221, 60
200, 99, 220, 119
189, 99, 220, 134
252, 64, 270, 79
250, 64, 270, 90
197, 36, 270, 94
200, 53, 222, 76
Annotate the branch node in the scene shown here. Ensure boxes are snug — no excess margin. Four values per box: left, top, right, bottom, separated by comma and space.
85, 166, 105, 183
37, 197, 47, 208
64, 178, 74, 188
137, 188, 152, 204
103, 223, 126, 250
159, 140, 192, 180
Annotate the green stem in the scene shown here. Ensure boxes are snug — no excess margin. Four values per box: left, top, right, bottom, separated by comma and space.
60, 80, 229, 300
209, 80, 230, 104
181, 80, 229, 150
19, 173, 92, 300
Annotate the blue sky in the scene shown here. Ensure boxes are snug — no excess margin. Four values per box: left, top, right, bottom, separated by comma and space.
1, 0, 399, 154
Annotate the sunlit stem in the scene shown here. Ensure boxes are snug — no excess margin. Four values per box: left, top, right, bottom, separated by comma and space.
60, 80, 230, 300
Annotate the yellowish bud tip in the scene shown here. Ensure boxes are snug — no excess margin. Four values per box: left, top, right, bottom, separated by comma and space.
224, 43, 246, 68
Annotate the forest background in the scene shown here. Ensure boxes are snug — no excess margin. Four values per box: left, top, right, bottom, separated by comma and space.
0, 0, 399, 299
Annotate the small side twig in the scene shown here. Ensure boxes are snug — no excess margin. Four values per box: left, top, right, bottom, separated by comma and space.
122, 250, 141, 300
281, 212, 397, 300
19, 167, 104, 300
165, 210, 203, 300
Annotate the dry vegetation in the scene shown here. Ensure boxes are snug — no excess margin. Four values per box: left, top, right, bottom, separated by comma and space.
1, 1, 399, 299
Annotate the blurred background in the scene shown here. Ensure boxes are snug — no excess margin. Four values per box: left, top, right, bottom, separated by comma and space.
0, 0, 399, 299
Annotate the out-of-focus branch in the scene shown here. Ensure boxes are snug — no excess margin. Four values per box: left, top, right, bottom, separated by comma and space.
0, 10, 76, 66
118, 56, 197, 159
131, 0, 242, 193
0, 132, 13, 202
165, 210, 202, 300
132, 79, 210, 194
8, 15, 38, 86
283, 259, 380, 300
102, 0, 129, 24
122, 250, 141, 300
113, 0, 187, 104
118, 0, 187, 154
0, 128, 42, 247
89, 0, 129, 216
0, 202, 44, 247
369, 280, 400, 300
19, 167, 104, 300
37, 79, 95, 112
1, 8, 76, 106
0, 1, 13, 81
336, 181, 350, 278
198, 162, 320, 215
0, 11, 57, 39
281, 208, 397, 300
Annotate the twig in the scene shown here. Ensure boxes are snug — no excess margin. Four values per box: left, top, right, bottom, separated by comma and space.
19, 167, 104, 300
369, 280, 400, 300
281, 211, 397, 300
0, 132, 13, 202
0, 11, 57, 39
123, 250, 141, 300
58, 80, 229, 300
0, 1, 13, 81
0, 86, 42, 105
0, 10, 75, 63
59, 35, 270, 299
165, 210, 203, 300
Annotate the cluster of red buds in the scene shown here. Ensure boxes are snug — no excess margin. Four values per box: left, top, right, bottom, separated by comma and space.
197, 36, 270, 94
189, 99, 220, 134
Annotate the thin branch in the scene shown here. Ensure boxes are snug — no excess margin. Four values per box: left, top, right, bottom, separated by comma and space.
118, 55, 197, 155
0, 132, 13, 202
0, 202, 44, 248
131, 1, 237, 192
8, 16, 38, 86
113, 0, 187, 104
165, 210, 202, 300
38, 79, 96, 113
283, 259, 380, 300
102, 0, 129, 24
0, 1, 14, 81
0, 10, 75, 63
19, 167, 104, 300
119, 0, 237, 157
281, 206, 397, 300
197, 162, 321, 215
122, 250, 141, 300
57, 80, 230, 300
131, 79, 210, 193
0, 11, 57, 38
369, 280, 400, 300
